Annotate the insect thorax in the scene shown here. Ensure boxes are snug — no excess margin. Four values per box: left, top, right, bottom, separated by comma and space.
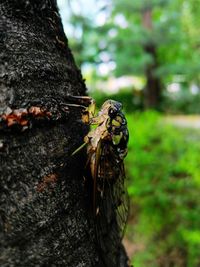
106, 110, 129, 161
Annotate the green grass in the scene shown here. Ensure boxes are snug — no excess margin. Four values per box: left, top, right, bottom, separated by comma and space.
125, 111, 200, 267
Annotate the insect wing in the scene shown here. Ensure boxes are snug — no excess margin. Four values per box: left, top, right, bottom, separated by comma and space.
113, 162, 129, 239
92, 139, 102, 215
94, 142, 129, 249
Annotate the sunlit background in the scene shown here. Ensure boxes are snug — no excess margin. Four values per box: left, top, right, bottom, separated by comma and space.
57, 1, 200, 266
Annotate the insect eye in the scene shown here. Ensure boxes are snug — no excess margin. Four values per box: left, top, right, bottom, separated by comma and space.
108, 107, 117, 117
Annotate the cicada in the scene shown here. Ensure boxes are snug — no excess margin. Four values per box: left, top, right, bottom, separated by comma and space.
72, 97, 129, 250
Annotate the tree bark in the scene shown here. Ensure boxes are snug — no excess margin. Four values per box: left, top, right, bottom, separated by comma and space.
144, 43, 162, 109
142, 8, 162, 109
0, 1, 128, 266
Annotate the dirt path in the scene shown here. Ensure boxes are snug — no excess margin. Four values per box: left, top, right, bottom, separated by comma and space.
164, 115, 200, 128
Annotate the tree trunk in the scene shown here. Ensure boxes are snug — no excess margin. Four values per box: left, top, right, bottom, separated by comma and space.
142, 8, 162, 109
144, 43, 162, 109
0, 1, 128, 266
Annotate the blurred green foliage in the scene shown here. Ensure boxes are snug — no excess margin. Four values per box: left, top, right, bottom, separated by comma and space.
162, 90, 200, 114
58, 1, 200, 264
125, 111, 200, 266
90, 89, 144, 112
91, 88, 200, 114
60, 0, 200, 97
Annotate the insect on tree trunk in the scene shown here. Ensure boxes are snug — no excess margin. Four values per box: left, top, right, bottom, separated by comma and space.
0, 1, 129, 266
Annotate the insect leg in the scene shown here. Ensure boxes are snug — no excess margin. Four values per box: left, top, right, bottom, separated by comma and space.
93, 139, 102, 216
71, 142, 87, 156
64, 95, 96, 124
65, 95, 95, 115
64, 95, 94, 106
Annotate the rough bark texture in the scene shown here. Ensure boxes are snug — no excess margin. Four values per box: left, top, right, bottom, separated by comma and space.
0, 1, 128, 266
